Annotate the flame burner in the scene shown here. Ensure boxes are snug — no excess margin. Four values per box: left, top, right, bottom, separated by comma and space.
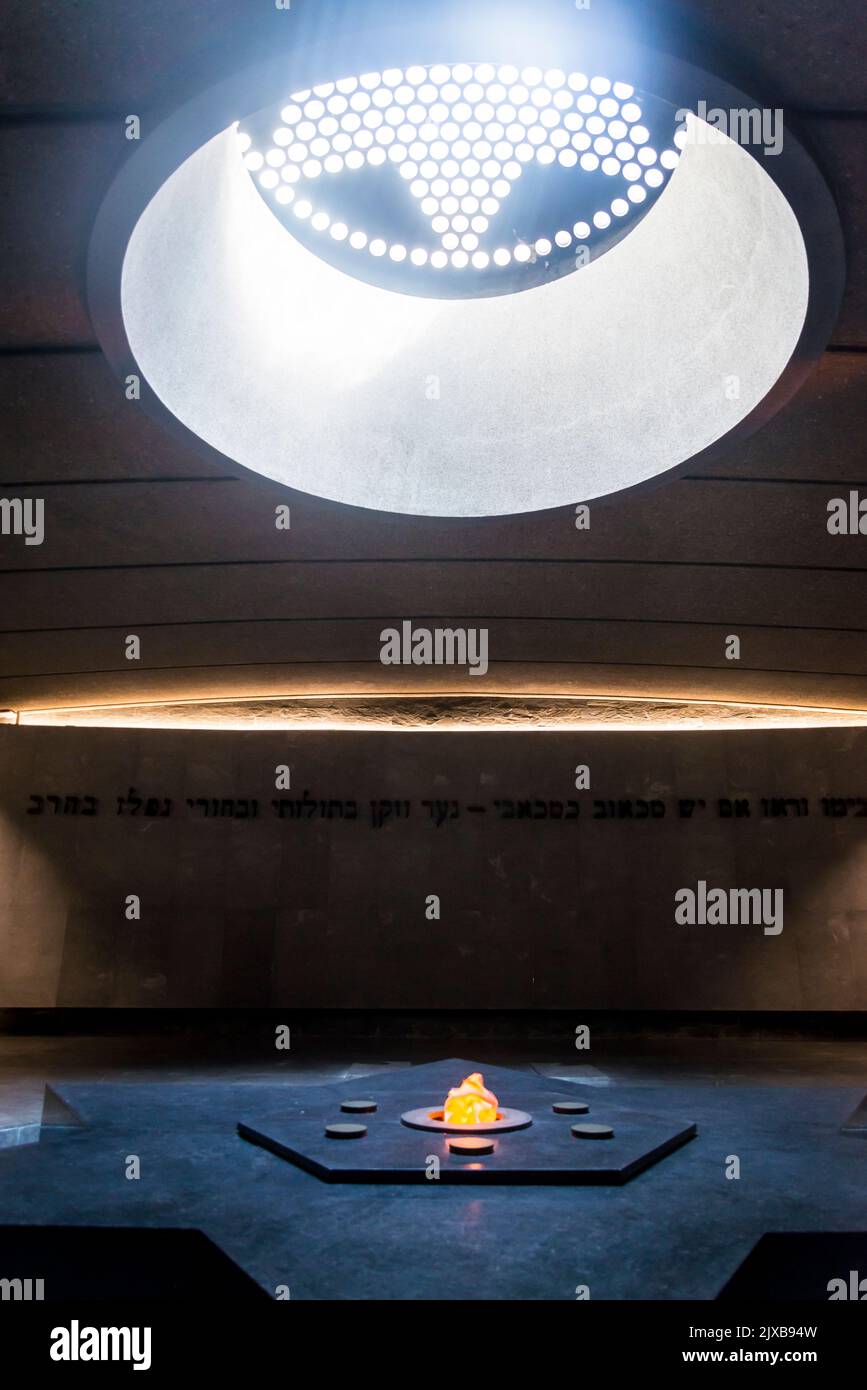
401, 1106, 532, 1134
237, 1058, 697, 1183
401, 1070, 532, 1133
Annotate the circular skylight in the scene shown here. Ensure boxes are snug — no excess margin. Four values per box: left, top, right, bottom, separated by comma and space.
88, 19, 844, 518
236, 63, 680, 297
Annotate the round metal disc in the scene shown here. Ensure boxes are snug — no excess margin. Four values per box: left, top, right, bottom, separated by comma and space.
400, 1106, 532, 1134
447, 1136, 495, 1155
340, 1099, 377, 1113
325, 1122, 367, 1139
571, 1122, 614, 1140
552, 1100, 590, 1115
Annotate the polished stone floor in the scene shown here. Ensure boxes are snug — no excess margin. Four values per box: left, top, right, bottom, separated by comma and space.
0, 1027, 864, 1299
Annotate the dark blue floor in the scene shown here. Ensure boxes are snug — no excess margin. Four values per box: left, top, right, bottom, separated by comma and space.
0, 1057, 863, 1299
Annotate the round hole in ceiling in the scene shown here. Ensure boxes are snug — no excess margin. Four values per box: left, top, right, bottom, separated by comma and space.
88, 3, 844, 518
235, 62, 682, 298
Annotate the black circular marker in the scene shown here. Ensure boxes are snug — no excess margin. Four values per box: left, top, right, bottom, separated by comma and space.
340, 1100, 377, 1113
552, 1100, 589, 1115
447, 1136, 495, 1155
571, 1123, 614, 1140
325, 1122, 367, 1139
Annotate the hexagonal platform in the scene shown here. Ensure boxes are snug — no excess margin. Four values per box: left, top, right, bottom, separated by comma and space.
237, 1058, 696, 1184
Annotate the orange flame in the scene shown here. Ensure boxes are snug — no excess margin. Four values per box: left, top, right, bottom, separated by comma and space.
442, 1072, 499, 1125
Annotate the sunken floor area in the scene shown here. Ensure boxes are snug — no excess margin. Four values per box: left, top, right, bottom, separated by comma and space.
1, 1013, 865, 1301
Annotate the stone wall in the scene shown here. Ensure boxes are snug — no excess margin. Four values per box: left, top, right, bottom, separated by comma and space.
1, 724, 865, 1008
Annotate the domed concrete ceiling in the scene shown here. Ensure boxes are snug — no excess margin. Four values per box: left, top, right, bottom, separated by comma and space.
0, 0, 866, 723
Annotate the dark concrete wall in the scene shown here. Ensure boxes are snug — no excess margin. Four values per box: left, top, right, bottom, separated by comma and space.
1, 724, 866, 1009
